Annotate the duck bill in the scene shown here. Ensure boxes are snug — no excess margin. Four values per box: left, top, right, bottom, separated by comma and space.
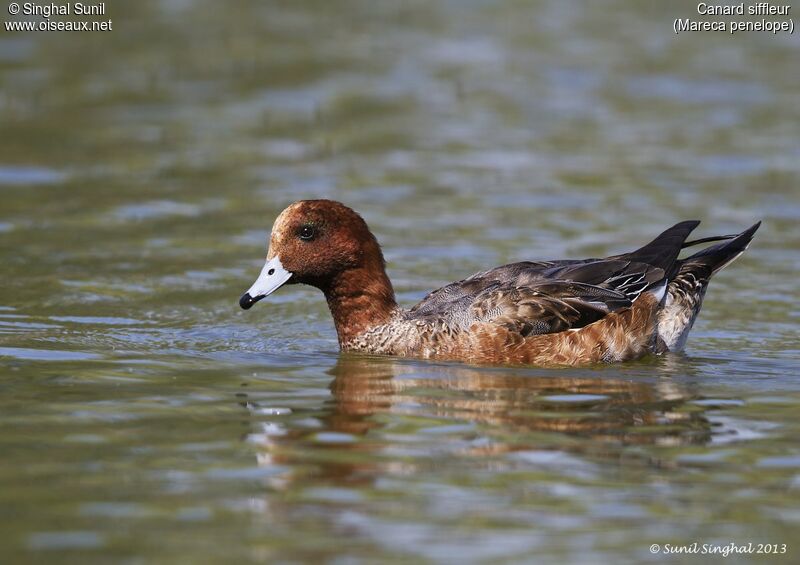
239, 256, 293, 310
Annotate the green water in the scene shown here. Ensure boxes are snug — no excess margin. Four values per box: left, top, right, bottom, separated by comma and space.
1, 1, 799, 563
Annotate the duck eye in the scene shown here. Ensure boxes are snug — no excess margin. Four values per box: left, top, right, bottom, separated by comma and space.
299, 225, 315, 241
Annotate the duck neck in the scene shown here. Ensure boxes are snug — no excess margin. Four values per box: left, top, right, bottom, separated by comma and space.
323, 261, 398, 348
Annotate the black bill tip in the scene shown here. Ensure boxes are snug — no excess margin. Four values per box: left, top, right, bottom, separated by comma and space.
239, 292, 263, 310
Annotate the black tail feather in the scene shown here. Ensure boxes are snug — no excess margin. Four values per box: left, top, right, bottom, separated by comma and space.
656, 221, 760, 352
681, 234, 737, 249
679, 221, 761, 276
612, 220, 700, 278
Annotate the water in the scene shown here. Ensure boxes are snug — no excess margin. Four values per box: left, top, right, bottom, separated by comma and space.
1, 1, 799, 563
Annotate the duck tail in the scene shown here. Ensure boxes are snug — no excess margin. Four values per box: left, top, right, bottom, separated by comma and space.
677, 221, 761, 276
614, 220, 701, 279
656, 221, 761, 352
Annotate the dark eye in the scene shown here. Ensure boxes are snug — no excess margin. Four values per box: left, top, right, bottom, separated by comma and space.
299, 225, 315, 241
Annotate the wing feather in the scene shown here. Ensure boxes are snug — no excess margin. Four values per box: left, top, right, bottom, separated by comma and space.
408, 259, 666, 337
407, 221, 697, 338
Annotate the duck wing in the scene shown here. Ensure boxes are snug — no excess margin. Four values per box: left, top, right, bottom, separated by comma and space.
409, 260, 662, 335
408, 260, 573, 318
408, 221, 701, 336
463, 280, 632, 336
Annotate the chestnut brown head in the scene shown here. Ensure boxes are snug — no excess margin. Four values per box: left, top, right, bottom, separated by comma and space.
240, 200, 384, 309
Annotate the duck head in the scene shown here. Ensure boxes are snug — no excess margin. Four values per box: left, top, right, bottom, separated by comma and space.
240, 201, 397, 340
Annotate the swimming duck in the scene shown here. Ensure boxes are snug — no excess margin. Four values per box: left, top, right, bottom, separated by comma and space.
240, 200, 759, 366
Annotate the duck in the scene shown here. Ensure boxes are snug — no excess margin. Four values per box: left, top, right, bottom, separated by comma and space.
239, 200, 759, 366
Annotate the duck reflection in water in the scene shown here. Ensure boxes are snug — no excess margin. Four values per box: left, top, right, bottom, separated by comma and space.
245, 356, 721, 485
326, 356, 711, 445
